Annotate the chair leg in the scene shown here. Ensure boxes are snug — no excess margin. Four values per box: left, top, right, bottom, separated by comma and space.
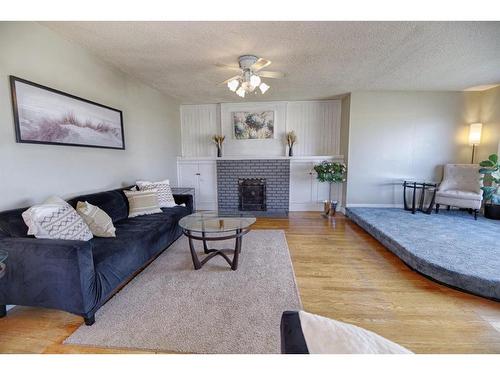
474, 210, 478, 220
0, 305, 6, 318
447, 205, 451, 211
435, 204, 440, 213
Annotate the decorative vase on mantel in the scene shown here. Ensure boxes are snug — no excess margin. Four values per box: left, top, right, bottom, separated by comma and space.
211, 134, 225, 158
286, 131, 297, 158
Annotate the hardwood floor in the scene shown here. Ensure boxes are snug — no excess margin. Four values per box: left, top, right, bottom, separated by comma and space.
1, 212, 500, 353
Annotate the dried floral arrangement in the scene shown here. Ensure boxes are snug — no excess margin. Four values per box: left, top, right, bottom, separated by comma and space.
211, 134, 225, 147
285, 131, 297, 148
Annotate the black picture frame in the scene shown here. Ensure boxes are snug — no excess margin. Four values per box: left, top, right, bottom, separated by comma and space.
10, 75, 125, 150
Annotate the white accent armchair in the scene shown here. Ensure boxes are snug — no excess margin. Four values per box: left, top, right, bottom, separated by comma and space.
435, 164, 483, 220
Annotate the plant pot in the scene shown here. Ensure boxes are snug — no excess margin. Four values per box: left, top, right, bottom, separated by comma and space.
322, 200, 338, 217
329, 201, 338, 216
288, 146, 293, 157
217, 146, 222, 158
323, 200, 330, 216
484, 203, 500, 220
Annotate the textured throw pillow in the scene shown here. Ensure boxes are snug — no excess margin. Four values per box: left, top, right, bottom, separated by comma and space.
136, 179, 176, 208
22, 196, 93, 241
298, 311, 412, 354
76, 201, 116, 238
123, 189, 162, 218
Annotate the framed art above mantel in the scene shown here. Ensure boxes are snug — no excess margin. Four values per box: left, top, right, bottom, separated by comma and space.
10, 76, 125, 150
220, 101, 287, 156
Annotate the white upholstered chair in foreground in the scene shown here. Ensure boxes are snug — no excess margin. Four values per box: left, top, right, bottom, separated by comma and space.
435, 164, 483, 220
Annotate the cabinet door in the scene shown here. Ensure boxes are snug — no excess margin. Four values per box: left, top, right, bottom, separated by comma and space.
289, 161, 313, 210
197, 161, 218, 210
178, 162, 199, 191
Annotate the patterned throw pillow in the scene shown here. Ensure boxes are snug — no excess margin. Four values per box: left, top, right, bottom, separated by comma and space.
22, 196, 93, 241
123, 189, 163, 218
136, 179, 176, 208
76, 201, 116, 237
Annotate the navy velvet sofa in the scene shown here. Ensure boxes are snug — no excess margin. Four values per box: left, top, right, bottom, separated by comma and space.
0, 187, 193, 325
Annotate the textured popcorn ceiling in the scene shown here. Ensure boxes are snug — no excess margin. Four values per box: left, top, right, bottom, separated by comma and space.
43, 21, 500, 104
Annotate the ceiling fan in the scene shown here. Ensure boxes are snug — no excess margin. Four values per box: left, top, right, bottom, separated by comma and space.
218, 55, 285, 98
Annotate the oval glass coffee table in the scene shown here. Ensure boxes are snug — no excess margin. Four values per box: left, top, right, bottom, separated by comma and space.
178, 212, 256, 271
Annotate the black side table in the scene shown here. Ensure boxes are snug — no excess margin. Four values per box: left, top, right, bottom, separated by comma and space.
171, 187, 196, 211
403, 181, 438, 214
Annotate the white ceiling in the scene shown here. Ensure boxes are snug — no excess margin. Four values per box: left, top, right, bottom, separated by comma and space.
43, 21, 500, 104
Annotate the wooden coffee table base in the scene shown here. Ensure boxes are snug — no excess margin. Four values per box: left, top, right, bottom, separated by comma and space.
183, 228, 251, 270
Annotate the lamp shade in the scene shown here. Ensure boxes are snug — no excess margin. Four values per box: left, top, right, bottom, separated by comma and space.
468, 123, 483, 145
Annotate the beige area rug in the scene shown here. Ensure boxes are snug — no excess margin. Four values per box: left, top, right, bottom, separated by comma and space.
64, 230, 302, 353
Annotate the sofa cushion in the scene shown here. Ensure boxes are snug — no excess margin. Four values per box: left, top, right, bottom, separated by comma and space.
123, 189, 162, 218
76, 201, 116, 237
137, 179, 177, 208
68, 188, 129, 223
90, 206, 190, 293
22, 196, 93, 241
0, 207, 30, 237
436, 189, 483, 201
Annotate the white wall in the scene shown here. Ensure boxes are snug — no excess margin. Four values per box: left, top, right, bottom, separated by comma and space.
0, 22, 181, 211
180, 100, 342, 157
346, 91, 482, 206
478, 85, 500, 162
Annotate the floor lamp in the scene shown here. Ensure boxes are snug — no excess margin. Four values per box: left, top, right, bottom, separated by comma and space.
469, 123, 482, 164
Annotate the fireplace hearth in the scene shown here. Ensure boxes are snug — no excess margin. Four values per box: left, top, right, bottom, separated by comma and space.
239, 178, 266, 211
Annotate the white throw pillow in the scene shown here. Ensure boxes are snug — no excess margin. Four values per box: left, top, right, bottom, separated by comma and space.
123, 189, 163, 218
22, 196, 93, 241
298, 311, 412, 354
136, 179, 176, 208
76, 201, 116, 238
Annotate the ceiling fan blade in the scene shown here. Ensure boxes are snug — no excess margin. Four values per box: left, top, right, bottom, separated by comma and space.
251, 58, 271, 72
216, 63, 242, 72
258, 70, 285, 79
219, 75, 241, 85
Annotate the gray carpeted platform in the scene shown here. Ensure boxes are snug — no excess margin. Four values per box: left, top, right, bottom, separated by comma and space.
346, 207, 500, 301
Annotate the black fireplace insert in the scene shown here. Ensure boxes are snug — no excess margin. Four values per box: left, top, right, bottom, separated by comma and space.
238, 178, 267, 211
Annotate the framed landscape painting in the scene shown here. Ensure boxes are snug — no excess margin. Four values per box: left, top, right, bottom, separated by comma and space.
232, 110, 274, 140
10, 76, 125, 149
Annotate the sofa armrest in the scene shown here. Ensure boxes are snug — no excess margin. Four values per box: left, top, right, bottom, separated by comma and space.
0, 237, 96, 316
280, 310, 309, 354
174, 194, 194, 213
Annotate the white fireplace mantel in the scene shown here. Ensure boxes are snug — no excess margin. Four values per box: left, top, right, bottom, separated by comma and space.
177, 155, 344, 161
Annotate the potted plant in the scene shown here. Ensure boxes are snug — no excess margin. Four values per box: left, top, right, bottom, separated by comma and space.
313, 160, 347, 216
479, 153, 500, 220
211, 135, 225, 157
286, 131, 297, 157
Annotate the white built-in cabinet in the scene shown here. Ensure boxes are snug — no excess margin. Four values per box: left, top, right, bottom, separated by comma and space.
177, 160, 217, 211
289, 158, 343, 211
177, 157, 343, 212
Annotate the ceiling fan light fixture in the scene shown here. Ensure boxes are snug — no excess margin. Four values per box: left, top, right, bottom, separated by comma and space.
236, 86, 246, 98
220, 55, 282, 97
259, 82, 270, 94
227, 79, 239, 92
250, 74, 261, 87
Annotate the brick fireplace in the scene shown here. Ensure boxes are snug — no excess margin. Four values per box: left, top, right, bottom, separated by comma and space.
217, 159, 290, 216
